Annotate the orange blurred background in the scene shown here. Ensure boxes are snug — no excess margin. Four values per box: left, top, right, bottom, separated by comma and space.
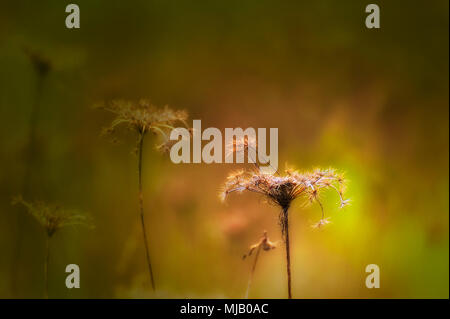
0, 0, 448, 298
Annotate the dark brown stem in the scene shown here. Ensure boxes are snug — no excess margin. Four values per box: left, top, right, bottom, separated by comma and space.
283, 208, 292, 299
138, 133, 156, 291
44, 236, 49, 299
245, 244, 261, 298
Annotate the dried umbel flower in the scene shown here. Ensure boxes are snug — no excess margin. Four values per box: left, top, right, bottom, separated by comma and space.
221, 166, 349, 298
225, 135, 277, 173
221, 167, 348, 228
225, 135, 257, 161
99, 99, 188, 143
12, 195, 91, 237
99, 99, 189, 292
12, 195, 92, 298
243, 231, 277, 298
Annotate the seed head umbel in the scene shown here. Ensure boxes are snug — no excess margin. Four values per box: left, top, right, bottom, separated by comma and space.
98, 99, 189, 292
221, 167, 349, 229
99, 99, 188, 136
12, 195, 92, 237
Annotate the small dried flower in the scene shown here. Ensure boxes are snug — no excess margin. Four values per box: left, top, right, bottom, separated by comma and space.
243, 231, 276, 259
225, 135, 257, 158
243, 230, 277, 298
225, 135, 278, 173
311, 217, 332, 229
12, 195, 92, 237
339, 198, 351, 209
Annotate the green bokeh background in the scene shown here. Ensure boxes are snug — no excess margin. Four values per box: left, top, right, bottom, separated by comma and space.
0, 0, 448, 298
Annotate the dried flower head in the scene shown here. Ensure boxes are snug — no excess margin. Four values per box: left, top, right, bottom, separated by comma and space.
221, 167, 349, 231
98, 99, 189, 151
99, 99, 188, 134
243, 231, 277, 259
98, 99, 189, 292
222, 163, 349, 299
12, 196, 92, 237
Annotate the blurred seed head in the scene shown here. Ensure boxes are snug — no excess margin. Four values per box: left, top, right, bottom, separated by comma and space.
99, 99, 187, 135
12, 195, 93, 237
98, 99, 189, 154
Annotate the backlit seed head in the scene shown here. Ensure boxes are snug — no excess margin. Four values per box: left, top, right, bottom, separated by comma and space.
99, 99, 188, 137
221, 166, 349, 232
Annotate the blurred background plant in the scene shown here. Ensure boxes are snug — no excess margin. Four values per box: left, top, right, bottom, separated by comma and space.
99, 99, 189, 292
9, 48, 52, 297
0, 0, 448, 298
12, 196, 92, 298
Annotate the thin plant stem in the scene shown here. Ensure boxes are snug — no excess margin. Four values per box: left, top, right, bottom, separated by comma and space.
11, 74, 46, 297
283, 207, 292, 299
44, 236, 50, 299
23, 67, 46, 195
138, 132, 156, 291
245, 244, 261, 299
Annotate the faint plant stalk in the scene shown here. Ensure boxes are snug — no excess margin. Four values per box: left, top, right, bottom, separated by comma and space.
221, 138, 350, 299
21, 48, 51, 192
11, 48, 51, 297
12, 196, 93, 298
243, 231, 276, 298
99, 99, 189, 291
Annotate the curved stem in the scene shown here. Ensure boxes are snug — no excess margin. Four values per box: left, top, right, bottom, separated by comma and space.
138, 133, 156, 291
283, 208, 292, 299
245, 244, 261, 298
44, 236, 49, 299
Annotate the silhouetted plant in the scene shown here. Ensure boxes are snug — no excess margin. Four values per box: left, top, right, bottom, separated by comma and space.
99, 99, 188, 292
221, 139, 349, 298
12, 196, 92, 298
